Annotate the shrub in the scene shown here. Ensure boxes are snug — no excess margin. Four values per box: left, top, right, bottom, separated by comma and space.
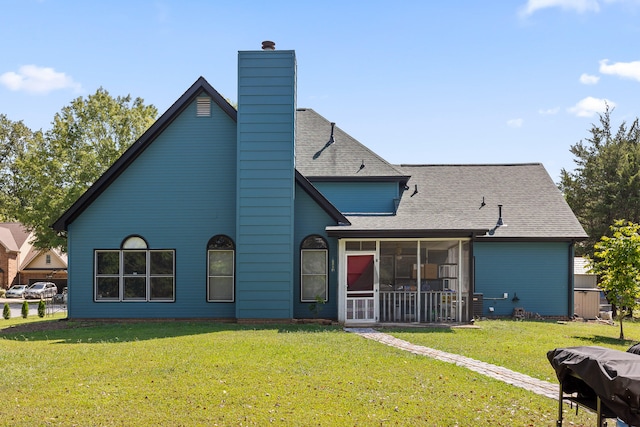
308, 295, 326, 318
2, 303, 10, 320
0, 288, 6, 298
38, 299, 46, 318
21, 301, 29, 319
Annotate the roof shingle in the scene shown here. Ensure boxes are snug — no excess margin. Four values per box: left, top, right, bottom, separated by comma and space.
295, 108, 408, 181
326, 164, 587, 239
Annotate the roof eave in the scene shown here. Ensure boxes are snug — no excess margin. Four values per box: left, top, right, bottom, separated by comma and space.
307, 175, 411, 183
475, 236, 589, 242
326, 228, 488, 238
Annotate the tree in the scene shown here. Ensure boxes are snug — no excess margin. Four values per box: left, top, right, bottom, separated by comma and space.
0, 115, 36, 220
38, 299, 46, 318
589, 220, 640, 340
8, 88, 157, 249
21, 301, 29, 319
559, 107, 640, 257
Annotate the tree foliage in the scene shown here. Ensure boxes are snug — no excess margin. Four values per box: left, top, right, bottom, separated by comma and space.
589, 220, 640, 340
21, 300, 29, 319
3, 88, 157, 250
38, 299, 46, 318
0, 114, 36, 220
559, 107, 640, 257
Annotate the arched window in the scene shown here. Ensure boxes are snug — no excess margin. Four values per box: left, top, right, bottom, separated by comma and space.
207, 235, 235, 302
300, 235, 328, 302
94, 235, 175, 302
122, 235, 148, 249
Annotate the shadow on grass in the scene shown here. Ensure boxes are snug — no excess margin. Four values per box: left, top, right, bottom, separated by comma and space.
380, 326, 455, 334
570, 334, 637, 347
0, 318, 345, 344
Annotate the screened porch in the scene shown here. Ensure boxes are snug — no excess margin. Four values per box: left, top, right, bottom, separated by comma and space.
343, 239, 471, 324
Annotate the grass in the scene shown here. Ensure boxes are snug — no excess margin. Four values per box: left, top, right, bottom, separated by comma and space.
0, 317, 631, 426
386, 319, 640, 382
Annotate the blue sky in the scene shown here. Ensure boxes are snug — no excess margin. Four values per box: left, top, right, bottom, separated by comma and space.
2, 0, 640, 182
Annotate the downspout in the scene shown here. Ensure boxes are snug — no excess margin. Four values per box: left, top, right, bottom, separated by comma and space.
568, 242, 575, 318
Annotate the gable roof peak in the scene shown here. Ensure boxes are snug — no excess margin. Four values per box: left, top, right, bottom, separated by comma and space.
53, 76, 237, 231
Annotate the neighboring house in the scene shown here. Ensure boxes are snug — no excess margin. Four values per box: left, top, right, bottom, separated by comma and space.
53, 42, 587, 324
574, 257, 597, 289
0, 222, 68, 290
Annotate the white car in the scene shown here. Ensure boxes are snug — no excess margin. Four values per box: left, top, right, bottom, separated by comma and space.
23, 282, 58, 299
5, 284, 30, 298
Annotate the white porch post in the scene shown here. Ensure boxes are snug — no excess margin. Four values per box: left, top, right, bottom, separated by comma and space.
416, 240, 421, 323
337, 239, 346, 323
458, 240, 463, 322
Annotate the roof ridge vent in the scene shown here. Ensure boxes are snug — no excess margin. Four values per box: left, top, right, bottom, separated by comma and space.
262, 40, 275, 50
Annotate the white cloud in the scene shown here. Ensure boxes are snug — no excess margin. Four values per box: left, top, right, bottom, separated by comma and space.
539, 107, 560, 115
568, 96, 615, 117
579, 73, 600, 85
0, 65, 82, 94
599, 59, 640, 82
507, 118, 524, 128
520, 0, 600, 16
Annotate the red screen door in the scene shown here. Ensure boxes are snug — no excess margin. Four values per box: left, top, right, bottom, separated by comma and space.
346, 254, 376, 322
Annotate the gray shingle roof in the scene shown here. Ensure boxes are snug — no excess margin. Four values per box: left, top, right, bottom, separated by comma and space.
295, 108, 408, 181
326, 164, 588, 239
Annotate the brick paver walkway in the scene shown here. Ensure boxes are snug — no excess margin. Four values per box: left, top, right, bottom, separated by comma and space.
346, 328, 559, 400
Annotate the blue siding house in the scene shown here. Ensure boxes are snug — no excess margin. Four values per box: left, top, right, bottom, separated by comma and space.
53, 41, 587, 324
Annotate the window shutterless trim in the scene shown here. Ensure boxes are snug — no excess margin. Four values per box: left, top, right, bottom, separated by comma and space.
206, 235, 236, 303
94, 248, 175, 303
207, 249, 235, 302
300, 249, 328, 302
300, 235, 329, 303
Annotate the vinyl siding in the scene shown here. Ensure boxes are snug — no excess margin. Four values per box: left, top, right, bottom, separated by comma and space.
293, 183, 339, 319
474, 241, 572, 317
311, 181, 398, 214
236, 50, 296, 318
66, 96, 237, 319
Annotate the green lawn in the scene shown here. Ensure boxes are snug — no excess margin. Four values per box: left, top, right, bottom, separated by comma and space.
386, 319, 640, 382
1, 316, 630, 426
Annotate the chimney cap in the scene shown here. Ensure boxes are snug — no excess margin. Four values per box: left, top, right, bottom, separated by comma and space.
261, 40, 275, 51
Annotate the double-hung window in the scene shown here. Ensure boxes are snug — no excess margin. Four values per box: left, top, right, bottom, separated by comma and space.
95, 236, 175, 302
207, 235, 235, 302
300, 235, 328, 302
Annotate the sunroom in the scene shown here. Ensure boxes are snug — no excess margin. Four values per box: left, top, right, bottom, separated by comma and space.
337, 239, 472, 325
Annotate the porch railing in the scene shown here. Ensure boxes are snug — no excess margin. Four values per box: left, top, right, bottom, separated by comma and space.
379, 291, 467, 323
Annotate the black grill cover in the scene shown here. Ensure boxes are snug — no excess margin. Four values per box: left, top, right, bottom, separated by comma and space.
548, 346, 640, 425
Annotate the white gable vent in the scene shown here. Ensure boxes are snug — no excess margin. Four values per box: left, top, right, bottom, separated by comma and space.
196, 97, 211, 117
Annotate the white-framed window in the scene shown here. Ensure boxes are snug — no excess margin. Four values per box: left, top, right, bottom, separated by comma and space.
95, 236, 175, 302
300, 235, 328, 302
45, 254, 51, 264
207, 235, 235, 302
